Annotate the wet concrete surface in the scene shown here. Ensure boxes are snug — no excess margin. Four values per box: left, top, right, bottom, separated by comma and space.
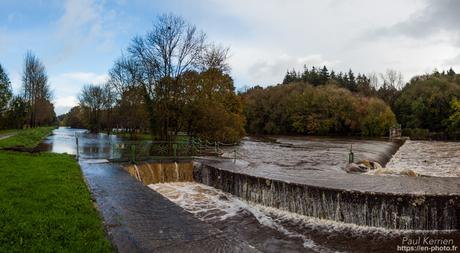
197, 158, 460, 196
79, 161, 259, 253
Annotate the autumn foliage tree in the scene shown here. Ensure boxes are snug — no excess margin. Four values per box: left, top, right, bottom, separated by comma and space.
241, 82, 396, 137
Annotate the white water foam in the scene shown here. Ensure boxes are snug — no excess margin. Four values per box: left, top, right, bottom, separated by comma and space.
149, 182, 350, 253
370, 140, 460, 177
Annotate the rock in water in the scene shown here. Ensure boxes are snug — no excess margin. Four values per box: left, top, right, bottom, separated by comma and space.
345, 163, 369, 173
374, 168, 394, 175
370, 161, 383, 170
359, 160, 372, 168
400, 169, 417, 177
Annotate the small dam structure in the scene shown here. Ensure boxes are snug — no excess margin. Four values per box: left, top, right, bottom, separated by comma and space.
124, 162, 193, 184
124, 158, 460, 231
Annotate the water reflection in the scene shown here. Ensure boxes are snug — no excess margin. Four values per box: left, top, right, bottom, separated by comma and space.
39, 127, 129, 160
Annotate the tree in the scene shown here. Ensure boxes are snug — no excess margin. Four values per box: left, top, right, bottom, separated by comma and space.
199, 44, 230, 73
394, 74, 460, 134
127, 13, 206, 140
62, 106, 85, 128
0, 63, 12, 118
79, 84, 107, 132
22, 51, 54, 127
115, 86, 149, 134
181, 69, 245, 142
319, 66, 329, 85
5, 96, 28, 129
449, 98, 460, 130
360, 98, 396, 136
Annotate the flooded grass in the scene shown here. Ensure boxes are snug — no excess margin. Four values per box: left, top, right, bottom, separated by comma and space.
0, 152, 113, 252
0, 127, 55, 149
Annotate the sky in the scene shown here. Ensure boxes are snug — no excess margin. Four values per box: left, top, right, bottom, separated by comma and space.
1, 0, 459, 115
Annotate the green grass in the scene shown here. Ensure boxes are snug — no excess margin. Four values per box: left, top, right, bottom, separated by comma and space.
0, 152, 113, 252
0, 127, 54, 148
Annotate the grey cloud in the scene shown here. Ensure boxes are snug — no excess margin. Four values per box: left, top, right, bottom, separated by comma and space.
371, 0, 460, 41
244, 54, 338, 85
445, 54, 460, 66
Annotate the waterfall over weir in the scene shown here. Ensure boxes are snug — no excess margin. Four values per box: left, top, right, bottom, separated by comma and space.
124, 162, 193, 184
123, 160, 459, 231
194, 161, 459, 231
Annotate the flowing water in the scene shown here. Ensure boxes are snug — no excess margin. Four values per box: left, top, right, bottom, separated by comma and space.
149, 182, 459, 253
221, 136, 400, 173
42, 128, 460, 252
383, 140, 460, 177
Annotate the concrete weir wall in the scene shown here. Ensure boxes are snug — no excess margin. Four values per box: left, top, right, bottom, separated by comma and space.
123, 160, 459, 231
124, 162, 193, 184
193, 162, 460, 231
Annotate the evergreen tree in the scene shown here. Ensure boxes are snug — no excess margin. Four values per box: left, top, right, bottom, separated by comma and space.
347, 69, 357, 92
330, 70, 336, 80
0, 63, 12, 116
319, 66, 329, 85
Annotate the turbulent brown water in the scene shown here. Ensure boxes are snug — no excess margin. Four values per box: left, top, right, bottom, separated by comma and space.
150, 182, 459, 253
383, 140, 460, 177
221, 137, 399, 173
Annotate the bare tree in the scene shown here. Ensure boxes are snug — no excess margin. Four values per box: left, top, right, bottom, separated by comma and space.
368, 72, 379, 89
22, 51, 53, 127
108, 54, 142, 96
79, 84, 106, 132
199, 43, 230, 73
127, 13, 206, 139
380, 69, 404, 90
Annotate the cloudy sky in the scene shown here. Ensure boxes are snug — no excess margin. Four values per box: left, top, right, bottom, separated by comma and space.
1, 0, 459, 115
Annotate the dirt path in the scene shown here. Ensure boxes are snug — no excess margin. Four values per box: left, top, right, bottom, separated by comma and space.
0, 133, 16, 141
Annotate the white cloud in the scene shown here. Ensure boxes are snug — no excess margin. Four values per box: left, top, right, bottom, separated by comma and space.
57, 72, 109, 84
54, 0, 117, 62
179, 0, 432, 87
48, 71, 108, 114
233, 52, 338, 86
53, 96, 78, 115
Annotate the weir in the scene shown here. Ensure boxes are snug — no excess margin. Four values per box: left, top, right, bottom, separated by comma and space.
123, 158, 460, 231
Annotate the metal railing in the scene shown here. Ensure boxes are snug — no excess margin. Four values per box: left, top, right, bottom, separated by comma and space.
74, 132, 239, 163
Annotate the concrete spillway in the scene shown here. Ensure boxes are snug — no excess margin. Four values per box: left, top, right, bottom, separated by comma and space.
124, 159, 460, 231
194, 160, 460, 231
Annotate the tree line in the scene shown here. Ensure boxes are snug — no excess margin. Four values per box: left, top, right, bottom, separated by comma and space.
241, 82, 396, 136
62, 14, 245, 143
247, 66, 459, 139
0, 52, 56, 130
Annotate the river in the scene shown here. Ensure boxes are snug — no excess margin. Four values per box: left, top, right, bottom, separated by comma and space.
41, 127, 460, 252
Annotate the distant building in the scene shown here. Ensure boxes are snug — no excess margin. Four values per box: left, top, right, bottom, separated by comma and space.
389, 124, 402, 139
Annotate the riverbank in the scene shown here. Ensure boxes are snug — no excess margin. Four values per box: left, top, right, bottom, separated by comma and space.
0, 127, 55, 149
0, 128, 113, 252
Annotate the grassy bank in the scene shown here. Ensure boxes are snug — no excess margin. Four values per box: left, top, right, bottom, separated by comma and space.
0, 152, 113, 252
0, 127, 54, 148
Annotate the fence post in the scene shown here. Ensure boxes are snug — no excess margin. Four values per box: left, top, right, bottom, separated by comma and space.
75, 136, 79, 160
173, 143, 177, 161
348, 144, 354, 164
130, 144, 136, 164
